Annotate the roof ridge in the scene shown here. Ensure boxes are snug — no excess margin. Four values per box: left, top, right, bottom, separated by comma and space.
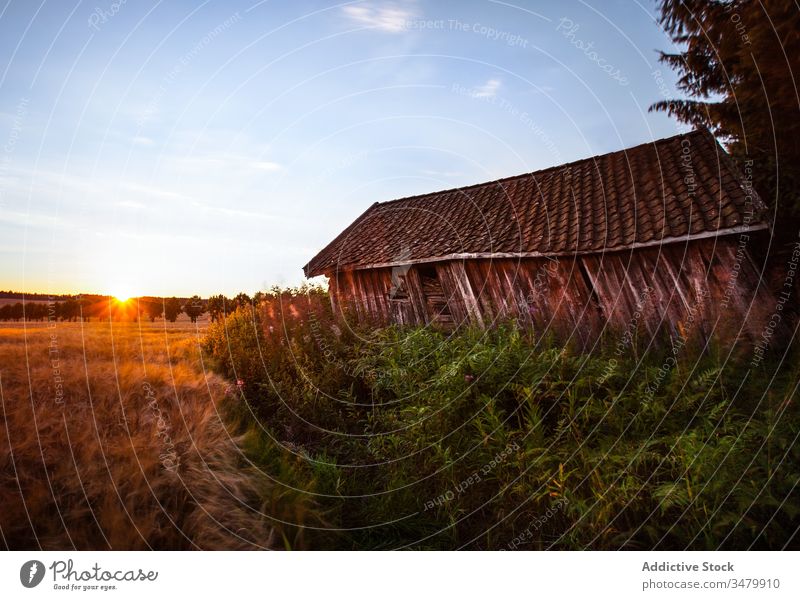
372, 128, 707, 208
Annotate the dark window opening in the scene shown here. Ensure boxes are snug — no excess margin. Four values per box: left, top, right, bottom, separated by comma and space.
418, 264, 437, 279
389, 272, 409, 300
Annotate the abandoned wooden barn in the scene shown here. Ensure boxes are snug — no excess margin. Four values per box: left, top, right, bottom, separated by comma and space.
303, 129, 776, 343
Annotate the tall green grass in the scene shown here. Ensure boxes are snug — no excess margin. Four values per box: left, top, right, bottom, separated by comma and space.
204, 287, 800, 549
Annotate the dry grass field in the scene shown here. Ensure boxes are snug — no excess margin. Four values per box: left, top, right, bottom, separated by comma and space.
0, 320, 275, 550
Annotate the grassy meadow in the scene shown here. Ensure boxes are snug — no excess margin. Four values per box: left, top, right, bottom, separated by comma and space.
0, 320, 301, 550
1, 289, 799, 550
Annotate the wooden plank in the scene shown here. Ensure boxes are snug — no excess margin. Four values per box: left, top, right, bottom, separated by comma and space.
581, 253, 629, 331
654, 245, 692, 316
663, 243, 707, 340
635, 248, 679, 339
327, 273, 340, 317
449, 261, 485, 327
353, 270, 372, 321
524, 258, 555, 331
336, 270, 352, 318
578, 256, 608, 324
465, 260, 496, 322
616, 252, 658, 341
558, 257, 598, 345
498, 259, 522, 319
405, 266, 429, 325
432, 263, 463, 326
372, 268, 392, 322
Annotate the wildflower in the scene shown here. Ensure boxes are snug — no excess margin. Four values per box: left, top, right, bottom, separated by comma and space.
464, 374, 475, 383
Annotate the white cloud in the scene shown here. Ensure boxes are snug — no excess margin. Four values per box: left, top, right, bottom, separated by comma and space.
471, 78, 501, 99
161, 154, 282, 176
421, 169, 463, 178
341, 2, 416, 33
122, 183, 192, 202
117, 200, 147, 209
248, 160, 282, 171
203, 205, 284, 221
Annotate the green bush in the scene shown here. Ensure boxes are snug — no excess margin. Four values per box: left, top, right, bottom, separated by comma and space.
204, 293, 800, 550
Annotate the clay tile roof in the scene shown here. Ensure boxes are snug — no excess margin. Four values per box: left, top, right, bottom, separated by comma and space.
304, 129, 769, 277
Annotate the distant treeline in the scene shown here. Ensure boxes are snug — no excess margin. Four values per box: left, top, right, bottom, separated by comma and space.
0, 291, 268, 323
0, 296, 101, 322
0, 291, 75, 301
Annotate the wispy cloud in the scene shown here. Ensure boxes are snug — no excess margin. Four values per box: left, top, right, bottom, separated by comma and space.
471, 78, 501, 99
117, 199, 147, 209
341, 2, 416, 33
162, 154, 282, 176
421, 169, 464, 178
131, 136, 154, 146
248, 160, 282, 171
203, 205, 285, 221
122, 182, 193, 202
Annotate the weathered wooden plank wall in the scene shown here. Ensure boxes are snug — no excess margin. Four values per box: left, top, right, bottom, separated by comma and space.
456, 256, 601, 344
579, 238, 775, 343
327, 236, 777, 344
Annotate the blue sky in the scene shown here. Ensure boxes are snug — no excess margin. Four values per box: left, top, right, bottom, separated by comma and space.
0, 0, 686, 297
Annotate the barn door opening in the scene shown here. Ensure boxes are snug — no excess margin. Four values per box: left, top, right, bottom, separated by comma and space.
418, 264, 453, 327
388, 266, 413, 325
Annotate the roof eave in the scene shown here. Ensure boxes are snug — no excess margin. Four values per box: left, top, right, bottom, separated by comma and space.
316, 222, 769, 274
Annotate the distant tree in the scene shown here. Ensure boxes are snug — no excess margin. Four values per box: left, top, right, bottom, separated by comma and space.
184, 295, 205, 323
81, 295, 104, 321
233, 292, 252, 310
61, 299, 79, 322
206, 294, 229, 322
77, 297, 93, 321
651, 0, 800, 242
164, 297, 183, 322
29, 303, 47, 321
145, 300, 163, 322
9, 302, 23, 321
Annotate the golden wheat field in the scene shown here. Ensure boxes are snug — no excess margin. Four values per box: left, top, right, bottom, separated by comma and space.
0, 321, 276, 550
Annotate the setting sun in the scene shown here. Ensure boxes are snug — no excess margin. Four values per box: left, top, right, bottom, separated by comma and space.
109, 285, 135, 303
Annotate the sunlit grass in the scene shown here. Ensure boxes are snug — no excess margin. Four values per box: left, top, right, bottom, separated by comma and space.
0, 321, 281, 550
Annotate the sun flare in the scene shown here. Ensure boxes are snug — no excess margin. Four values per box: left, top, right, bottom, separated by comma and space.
109, 284, 135, 303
